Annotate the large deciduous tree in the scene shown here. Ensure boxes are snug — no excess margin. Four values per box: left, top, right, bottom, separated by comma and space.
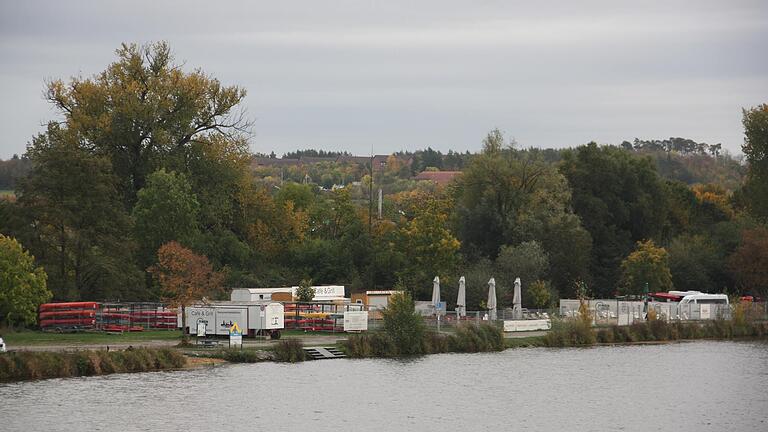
560, 143, 669, 296
741, 104, 768, 221
45, 41, 250, 206
394, 190, 460, 298
149, 241, 224, 342
494, 241, 549, 307
16, 124, 140, 300
0, 235, 51, 326
454, 130, 591, 297
728, 227, 768, 298
132, 169, 200, 267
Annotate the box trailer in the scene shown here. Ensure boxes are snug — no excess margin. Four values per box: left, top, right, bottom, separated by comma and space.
186, 302, 284, 338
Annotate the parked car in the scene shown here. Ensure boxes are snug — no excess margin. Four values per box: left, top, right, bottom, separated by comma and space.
0, 336, 6, 353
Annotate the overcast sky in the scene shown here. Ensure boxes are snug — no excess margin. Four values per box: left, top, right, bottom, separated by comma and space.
1, 0, 766, 159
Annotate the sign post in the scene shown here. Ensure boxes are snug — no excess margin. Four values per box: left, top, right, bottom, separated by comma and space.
229, 322, 243, 349
196, 320, 207, 340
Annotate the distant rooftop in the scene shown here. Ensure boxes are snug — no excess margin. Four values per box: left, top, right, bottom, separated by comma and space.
413, 171, 463, 185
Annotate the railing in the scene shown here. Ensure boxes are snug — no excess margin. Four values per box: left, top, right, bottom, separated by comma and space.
558, 300, 767, 326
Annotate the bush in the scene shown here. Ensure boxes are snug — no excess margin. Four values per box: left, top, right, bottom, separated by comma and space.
422, 331, 450, 354
273, 339, 306, 362
596, 327, 615, 344
0, 348, 186, 382
343, 332, 396, 358
449, 323, 505, 352
218, 349, 267, 363
381, 292, 425, 356
543, 319, 595, 347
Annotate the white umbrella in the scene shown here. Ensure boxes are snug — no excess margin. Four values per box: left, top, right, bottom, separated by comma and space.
487, 277, 497, 321
456, 276, 466, 318
512, 277, 522, 320
432, 276, 441, 312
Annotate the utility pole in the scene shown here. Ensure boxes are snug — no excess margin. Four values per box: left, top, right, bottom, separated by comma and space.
368, 153, 374, 234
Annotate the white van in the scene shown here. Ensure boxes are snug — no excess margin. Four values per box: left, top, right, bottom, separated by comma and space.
679, 293, 729, 305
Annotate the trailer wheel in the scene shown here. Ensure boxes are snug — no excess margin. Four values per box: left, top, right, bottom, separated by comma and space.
270, 330, 281, 340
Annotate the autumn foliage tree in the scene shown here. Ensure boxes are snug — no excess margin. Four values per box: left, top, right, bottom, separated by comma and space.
149, 241, 224, 341
619, 240, 673, 295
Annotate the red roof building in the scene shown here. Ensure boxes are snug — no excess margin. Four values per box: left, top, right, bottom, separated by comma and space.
413, 171, 463, 186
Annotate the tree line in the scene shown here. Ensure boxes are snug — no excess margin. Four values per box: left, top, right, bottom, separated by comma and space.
1, 42, 767, 327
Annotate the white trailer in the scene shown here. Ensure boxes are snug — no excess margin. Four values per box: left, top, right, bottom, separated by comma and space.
186, 301, 285, 338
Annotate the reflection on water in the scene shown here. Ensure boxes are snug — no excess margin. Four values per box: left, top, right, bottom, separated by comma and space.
2, 341, 767, 431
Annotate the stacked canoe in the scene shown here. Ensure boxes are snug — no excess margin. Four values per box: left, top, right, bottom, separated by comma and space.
39, 302, 98, 330
39, 302, 178, 332
284, 303, 343, 331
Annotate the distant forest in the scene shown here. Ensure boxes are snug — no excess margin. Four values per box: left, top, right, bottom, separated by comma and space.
1, 42, 767, 314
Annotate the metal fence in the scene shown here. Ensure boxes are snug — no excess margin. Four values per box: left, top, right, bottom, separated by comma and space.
283, 302, 366, 333
559, 299, 768, 326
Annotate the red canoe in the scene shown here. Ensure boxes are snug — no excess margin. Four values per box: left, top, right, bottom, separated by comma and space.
39, 302, 99, 310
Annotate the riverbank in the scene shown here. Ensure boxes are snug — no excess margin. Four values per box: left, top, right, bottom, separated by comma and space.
540, 318, 768, 348
3, 320, 767, 383
0, 347, 187, 382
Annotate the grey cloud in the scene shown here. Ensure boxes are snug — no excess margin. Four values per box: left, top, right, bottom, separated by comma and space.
1, 0, 766, 158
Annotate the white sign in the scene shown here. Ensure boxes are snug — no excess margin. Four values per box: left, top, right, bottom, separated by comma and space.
311, 285, 345, 299
229, 332, 242, 347
265, 303, 285, 330
343, 311, 369, 331
503, 319, 551, 332
229, 322, 243, 347
196, 321, 207, 337
700, 304, 711, 320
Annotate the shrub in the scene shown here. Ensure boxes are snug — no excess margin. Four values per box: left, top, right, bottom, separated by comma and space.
596, 327, 615, 344
629, 322, 653, 341
273, 339, 306, 362
612, 325, 634, 343
448, 323, 504, 352
218, 349, 266, 363
648, 319, 671, 341
381, 292, 425, 356
422, 331, 450, 354
343, 332, 396, 358
295, 279, 315, 303
0, 348, 186, 382
543, 318, 595, 347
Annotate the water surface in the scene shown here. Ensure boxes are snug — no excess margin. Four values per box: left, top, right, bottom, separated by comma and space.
2, 341, 767, 431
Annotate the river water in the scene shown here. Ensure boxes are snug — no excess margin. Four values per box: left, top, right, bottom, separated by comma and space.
1, 341, 767, 431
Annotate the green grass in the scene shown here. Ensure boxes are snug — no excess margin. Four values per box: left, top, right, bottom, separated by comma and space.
2, 329, 183, 346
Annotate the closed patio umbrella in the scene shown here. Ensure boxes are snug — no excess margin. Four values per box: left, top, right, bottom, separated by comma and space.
512, 277, 522, 319
432, 276, 441, 313
456, 276, 466, 318
487, 277, 497, 321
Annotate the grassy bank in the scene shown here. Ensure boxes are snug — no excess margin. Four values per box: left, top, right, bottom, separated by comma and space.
542, 319, 768, 347
2, 329, 182, 346
343, 323, 505, 358
0, 348, 187, 382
